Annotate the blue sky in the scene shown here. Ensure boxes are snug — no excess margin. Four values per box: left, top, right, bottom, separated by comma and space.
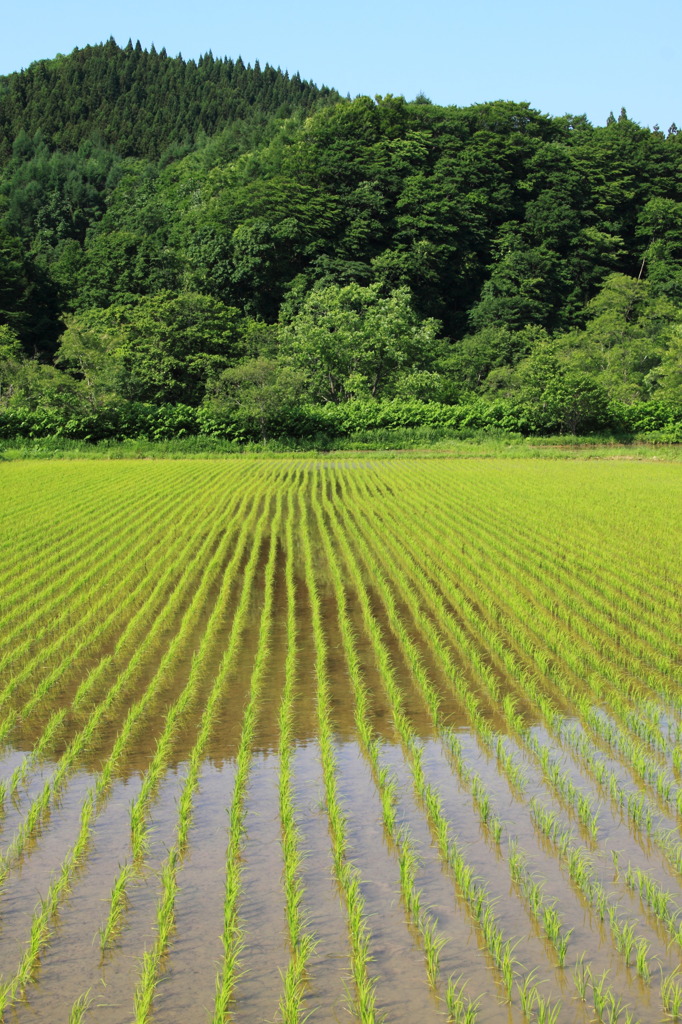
2, 0, 679, 130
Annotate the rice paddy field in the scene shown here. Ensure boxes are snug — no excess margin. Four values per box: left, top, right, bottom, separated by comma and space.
0, 458, 681, 1024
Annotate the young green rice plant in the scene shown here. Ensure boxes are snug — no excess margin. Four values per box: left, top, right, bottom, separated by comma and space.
611, 915, 637, 966
278, 931, 318, 1024
133, 949, 158, 1024
0, 710, 18, 752
395, 829, 422, 921
129, 798, 152, 865
496, 736, 528, 793
500, 945, 518, 998
662, 968, 682, 1019
516, 969, 540, 1018
422, 913, 448, 989
535, 992, 562, 1024
68, 989, 92, 1024
378, 766, 399, 833
99, 862, 136, 952
446, 975, 482, 1024
603, 991, 630, 1024
132, 850, 180, 1024
634, 939, 651, 982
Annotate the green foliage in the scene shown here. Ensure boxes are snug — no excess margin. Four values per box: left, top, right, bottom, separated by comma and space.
205, 356, 310, 438
0, 41, 338, 163
1, 42, 682, 435
554, 274, 681, 403
56, 293, 244, 405
513, 344, 611, 433
0, 226, 62, 354
0, 401, 200, 441
282, 283, 444, 402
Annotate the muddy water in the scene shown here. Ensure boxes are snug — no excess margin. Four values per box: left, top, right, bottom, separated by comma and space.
152, 761, 238, 1022
1, 461, 681, 1023
289, 741, 352, 1022
230, 753, 290, 1022
336, 740, 444, 1024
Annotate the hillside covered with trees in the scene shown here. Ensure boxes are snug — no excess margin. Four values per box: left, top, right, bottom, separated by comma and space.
1, 39, 681, 444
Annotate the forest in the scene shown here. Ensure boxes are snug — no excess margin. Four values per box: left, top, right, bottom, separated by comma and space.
1, 38, 681, 443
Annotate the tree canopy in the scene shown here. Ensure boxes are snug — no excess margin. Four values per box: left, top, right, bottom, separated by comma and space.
2, 41, 682, 436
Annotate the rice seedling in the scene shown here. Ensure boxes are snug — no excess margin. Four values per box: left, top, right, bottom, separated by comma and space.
446, 975, 482, 1024
662, 968, 682, 1019
99, 862, 135, 951
68, 989, 92, 1024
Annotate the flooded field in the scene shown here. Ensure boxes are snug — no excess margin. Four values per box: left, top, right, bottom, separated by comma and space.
0, 457, 681, 1024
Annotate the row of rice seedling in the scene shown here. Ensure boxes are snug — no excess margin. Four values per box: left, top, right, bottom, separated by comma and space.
213, 489, 282, 1021
0, 794, 94, 1012
623, 863, 682, 949
298, 482, 379, 1024
507, 841, 572, 967
277, 476, 318, 1024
